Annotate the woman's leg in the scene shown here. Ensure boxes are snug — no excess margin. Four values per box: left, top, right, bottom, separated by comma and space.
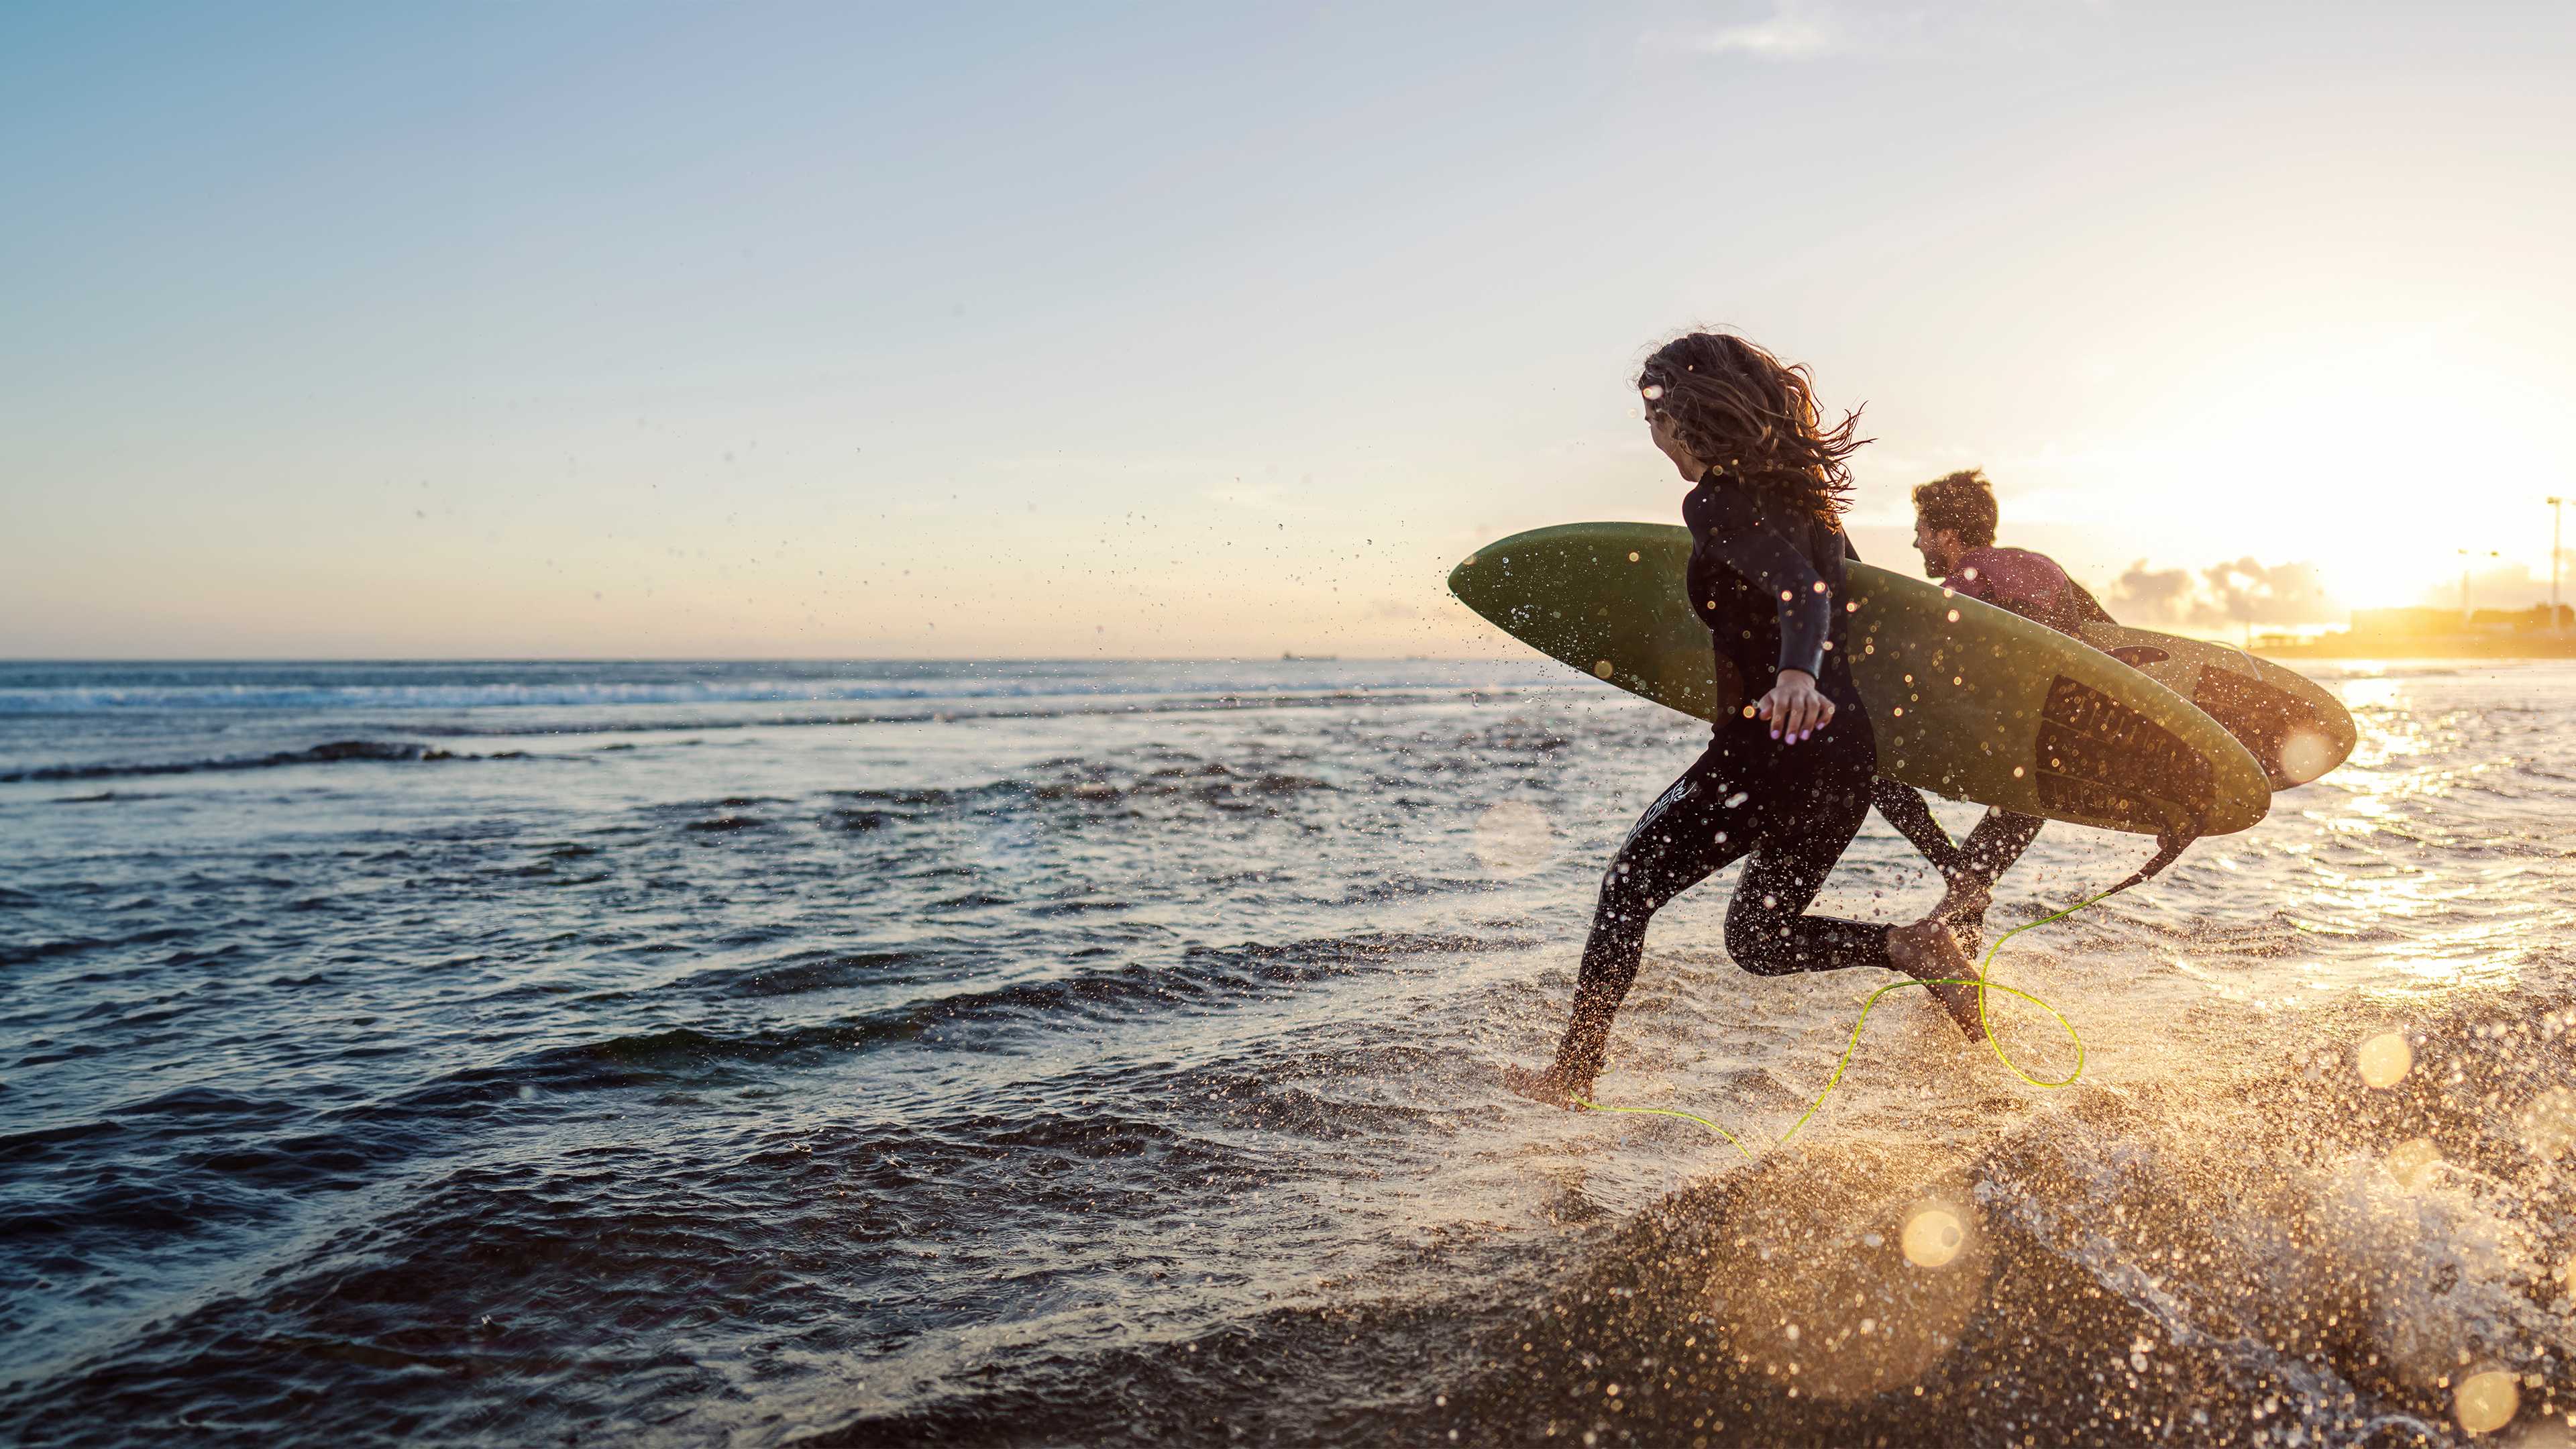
1517, 749, 1753, 1099
1722, 775, 1887, 976
1728, 775, 1990, 1039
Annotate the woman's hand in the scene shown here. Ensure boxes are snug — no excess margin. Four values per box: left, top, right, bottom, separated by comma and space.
1756, 669, 1835, 743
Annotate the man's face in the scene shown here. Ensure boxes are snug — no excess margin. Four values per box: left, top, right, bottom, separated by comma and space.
1913, 519, 1964, 578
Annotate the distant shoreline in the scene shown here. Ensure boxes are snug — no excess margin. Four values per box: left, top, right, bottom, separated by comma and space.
2255, 637, 2576, 660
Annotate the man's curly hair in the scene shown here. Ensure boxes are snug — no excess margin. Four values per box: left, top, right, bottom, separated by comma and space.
1911, 469, 1998, 549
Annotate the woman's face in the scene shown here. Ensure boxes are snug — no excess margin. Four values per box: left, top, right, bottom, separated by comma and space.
1644, 393, 1705, 479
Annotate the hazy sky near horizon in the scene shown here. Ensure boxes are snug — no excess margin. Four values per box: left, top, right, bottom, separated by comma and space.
7, 1, 2575, 658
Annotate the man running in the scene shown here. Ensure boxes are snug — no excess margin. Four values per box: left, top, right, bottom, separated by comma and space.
1870, 470, 2116, 941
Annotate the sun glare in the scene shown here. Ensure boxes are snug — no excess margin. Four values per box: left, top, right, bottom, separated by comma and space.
2123, 341, 2569, 610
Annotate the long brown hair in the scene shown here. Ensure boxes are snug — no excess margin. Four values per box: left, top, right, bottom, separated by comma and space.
1637, 331, 1868, 522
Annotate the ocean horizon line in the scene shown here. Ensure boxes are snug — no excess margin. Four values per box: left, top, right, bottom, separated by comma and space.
0, 653, 1503, 667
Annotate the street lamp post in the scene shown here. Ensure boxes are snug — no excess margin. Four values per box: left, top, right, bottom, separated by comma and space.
2457, 548, 2499, 622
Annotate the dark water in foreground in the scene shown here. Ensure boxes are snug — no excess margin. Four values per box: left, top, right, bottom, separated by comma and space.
2, 659, 2571, 1446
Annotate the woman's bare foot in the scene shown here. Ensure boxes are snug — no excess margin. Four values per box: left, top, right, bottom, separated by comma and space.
1886, 920, 1990, 1044
1503, 1061, 1591, 1109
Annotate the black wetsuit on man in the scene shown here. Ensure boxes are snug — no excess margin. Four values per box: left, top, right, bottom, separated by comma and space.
1552, 470, 1890, 1085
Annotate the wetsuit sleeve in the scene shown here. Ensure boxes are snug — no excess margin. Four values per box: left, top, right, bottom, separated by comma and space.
1699, 488, 1834, 678
1871, 777, 1962, 873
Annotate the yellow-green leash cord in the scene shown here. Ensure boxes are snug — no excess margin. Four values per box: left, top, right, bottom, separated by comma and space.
1568, 885, 2121, 1159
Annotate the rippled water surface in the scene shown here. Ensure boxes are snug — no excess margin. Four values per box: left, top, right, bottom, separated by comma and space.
3, 659, 2571, 1446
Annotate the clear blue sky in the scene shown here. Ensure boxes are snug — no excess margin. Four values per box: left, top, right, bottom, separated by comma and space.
7, 1, 2573, 656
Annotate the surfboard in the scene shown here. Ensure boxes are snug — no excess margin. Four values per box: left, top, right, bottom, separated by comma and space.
2072, 624, 2354, 788
1449, 523, 2272, 838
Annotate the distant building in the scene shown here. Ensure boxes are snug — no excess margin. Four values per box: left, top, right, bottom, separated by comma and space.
2347, 604, 2571, 636
2469, 604, 2574, 630
2349, 607, 2460, 637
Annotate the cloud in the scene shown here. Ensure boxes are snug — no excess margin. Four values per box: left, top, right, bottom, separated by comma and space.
1691, 1, 1844, 59
2109, 557, 2343, 627
2109, 561, 2197, 621
1668, 0, 2105, 64
2196, 557, 2339, 627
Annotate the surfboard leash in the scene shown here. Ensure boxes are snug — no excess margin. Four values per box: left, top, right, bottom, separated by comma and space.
1565, 830, 2196, 1159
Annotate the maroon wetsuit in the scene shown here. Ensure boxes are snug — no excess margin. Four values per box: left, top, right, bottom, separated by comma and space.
1945, 546, 2114, 637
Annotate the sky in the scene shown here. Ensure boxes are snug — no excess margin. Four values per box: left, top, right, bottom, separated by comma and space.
5, 1, 2574, 659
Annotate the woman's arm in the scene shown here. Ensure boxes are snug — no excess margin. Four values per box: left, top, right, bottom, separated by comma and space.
1697, 490, 1835, 679
1697, 489, 1838, 739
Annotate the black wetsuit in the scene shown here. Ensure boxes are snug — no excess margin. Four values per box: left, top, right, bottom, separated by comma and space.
1552, 470, 1888, 1085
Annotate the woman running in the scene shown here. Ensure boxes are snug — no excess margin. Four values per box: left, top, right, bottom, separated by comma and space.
1506, 332, 1981, 1108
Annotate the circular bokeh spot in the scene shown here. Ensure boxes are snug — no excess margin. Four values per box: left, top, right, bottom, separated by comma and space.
2277, 727, 2341, 784
1901, 1208, 1965, 1269
2357, 1031, 2412, 1089
1699, 1183, 1990, 1403
2384, 1137, 2442, 1189
2515, 1086, 2576, 1159
1472, 801, 1556, 879
2455, 1369, 2520, 1436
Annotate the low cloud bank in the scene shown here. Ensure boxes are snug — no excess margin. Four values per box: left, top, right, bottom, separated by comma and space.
2108, 557, 2342, 627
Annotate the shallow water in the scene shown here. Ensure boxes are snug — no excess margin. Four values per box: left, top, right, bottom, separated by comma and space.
2, 659, 2570, 1446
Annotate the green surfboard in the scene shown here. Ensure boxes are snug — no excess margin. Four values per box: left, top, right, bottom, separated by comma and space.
1449, 522, 2272, 838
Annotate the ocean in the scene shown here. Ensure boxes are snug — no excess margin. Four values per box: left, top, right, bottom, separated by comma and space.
1, 658, 2569, 1446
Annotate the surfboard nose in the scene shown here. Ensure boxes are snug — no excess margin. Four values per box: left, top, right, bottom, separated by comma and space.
1446, 555, 1488, 621
1447, 543, 1524, 627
